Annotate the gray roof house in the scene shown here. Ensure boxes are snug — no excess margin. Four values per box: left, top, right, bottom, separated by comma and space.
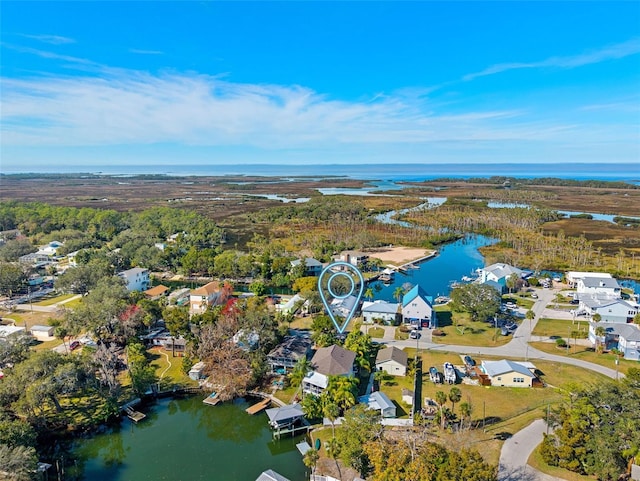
577, 276, 621, 300
290, 257, 323, 276
265, 403, 305, 429
375, 346, 408, 376
589, 322, 640, 360
303, 344, 356, 396
267, 335, 312, 373
359, 391, 396, 418
481, 359, 536, 387
579, 298, 638, 324
362, 300, 400, 325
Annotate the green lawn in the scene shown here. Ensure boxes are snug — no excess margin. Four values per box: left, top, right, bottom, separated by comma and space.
530, 341, 635, 376
532, 318, 589, 338
148, 347, 198, 390
62, 298, 83, 309
34, 293, 76, 306
367, 327, 385, 338
502, 295, 535, 310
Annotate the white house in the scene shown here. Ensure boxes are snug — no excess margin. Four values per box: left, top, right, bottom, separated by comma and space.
188, 361, 206, 380
338, 250, 369, 267
576, 276, 621, 300
566, 271, 613, 287
255, 470, 291, 481
479, 263, 527, 292
362, 300, 400, 325
117, 267, 150, 291
481, 359, 536, 387
359, 391, 396, 418
303, 345, 355, 396
589, 322, 640, 360
402, 285, 437, 329
375, 346, 408, 376
0, 325, 26, 339
579, 298, 637, 323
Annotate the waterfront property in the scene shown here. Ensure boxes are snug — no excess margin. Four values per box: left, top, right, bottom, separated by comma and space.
303, 344, 356, 396
188, 361, 206, 381
478, 263, 529, 293
290, 257, 323, 276
359, 391, 397, 418
267, 335, 312, 374
576, 276, 622, 300
578, 297, 638, 323
362, 300, 400, 325
402, 285, 437, 329
256, 470, 291, 481
566, 271, 614, 288
189, 281, 228, 316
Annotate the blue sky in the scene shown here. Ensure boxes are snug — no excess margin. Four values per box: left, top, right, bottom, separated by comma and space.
1, 1, 639, 171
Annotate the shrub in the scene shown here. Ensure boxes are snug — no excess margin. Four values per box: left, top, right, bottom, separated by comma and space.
432, 329, 445, 337
555, 338, 567, 348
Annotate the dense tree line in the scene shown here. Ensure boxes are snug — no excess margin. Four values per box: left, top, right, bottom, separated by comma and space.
541, 369, 640, 480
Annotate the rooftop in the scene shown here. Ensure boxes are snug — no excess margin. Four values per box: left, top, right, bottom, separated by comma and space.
375, 346, 408, 367
191, 281, 221, 296
311, 345, 356, 376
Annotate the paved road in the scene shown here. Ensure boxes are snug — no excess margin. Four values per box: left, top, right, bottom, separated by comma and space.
499, 419, 560, 481
374, 287, 620, 380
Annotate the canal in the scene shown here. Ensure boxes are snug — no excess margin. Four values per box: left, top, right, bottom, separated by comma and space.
72, 397, 307, 481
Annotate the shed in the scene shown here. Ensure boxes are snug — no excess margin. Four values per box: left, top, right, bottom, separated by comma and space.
30, 325, 55, 341
188, 361, 206, 380
359, 391, 397, 418
402, 388, 414, 406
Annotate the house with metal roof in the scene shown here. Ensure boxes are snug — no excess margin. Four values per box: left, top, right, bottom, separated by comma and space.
255, 470, 291, 481
265, 403, 305, 429
359, 391, 396, 418
375, 346, 408, 376
577, 276, 622, 300
478, 263, 528, 292
362, 300, 400, 325
579, 298, 638, 323
480, 359, 536, 387
290, 257, 323, 276
402, 285, 437, 329
589, 322, 640, 360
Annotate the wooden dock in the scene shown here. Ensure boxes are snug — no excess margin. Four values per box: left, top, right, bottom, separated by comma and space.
246, 398, 271, 415
125, 407, 146, 423
203, 392, 221, 406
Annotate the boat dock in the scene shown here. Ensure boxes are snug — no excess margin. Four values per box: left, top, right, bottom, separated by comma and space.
125, 406, 146, 423
246, 398, 271, 415
203, 391, 221, 406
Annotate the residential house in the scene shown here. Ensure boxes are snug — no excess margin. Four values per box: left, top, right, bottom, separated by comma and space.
338, 250, 369, 267
579, 298, 637, 323
18, 252, 50, 265
277, 293, 304, 315
375, 346, 408, 376
330, 294, 360, 320
402, 285, 437, 329
233, 329, 260, 351
566, 271, 613, 288
267, 335, 312, 374
189, 281, 228, 315
576, 276, 621, 300
479, 263, 527, 292
30, 325, 55, 341
290, 257, 323, 276
167, 288, 190, 306
0, 325, 26, 340
303, 344, 356, 396
588, 322, 640, 360
163, 336, 186, 356
480, 359, 536, 387
117, 267, 151, 291
144, 285, 169, 300
362, 300, 400, 325
359, 391, 396, 418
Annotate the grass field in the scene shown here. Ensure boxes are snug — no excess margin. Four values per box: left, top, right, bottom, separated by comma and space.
532, 318, 590, 338
148, 347, 198, 390
0, 309, 61, 329
367, 327, 385, 338
34, 293, 76, 306
431, 308, 512, 347
530, 341, 633, 376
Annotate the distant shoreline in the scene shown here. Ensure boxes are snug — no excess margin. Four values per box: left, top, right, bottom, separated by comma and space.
1, 162, 639, 182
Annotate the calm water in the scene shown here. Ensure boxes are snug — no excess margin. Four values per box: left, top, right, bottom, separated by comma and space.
373, 234, 496, 300
73, 397, 307, 481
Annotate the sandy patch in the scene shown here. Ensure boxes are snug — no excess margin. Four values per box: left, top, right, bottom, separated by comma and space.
366, 246, 436, 266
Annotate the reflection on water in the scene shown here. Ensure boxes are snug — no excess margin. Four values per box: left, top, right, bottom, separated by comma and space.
73, 397, 307, 481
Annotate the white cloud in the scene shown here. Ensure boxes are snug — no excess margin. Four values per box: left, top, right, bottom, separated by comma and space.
20, 34, 75, 45
129, 49, 164, 55
464, 38, 640, 81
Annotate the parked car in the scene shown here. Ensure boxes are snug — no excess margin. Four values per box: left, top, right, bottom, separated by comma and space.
531, 293, 538, 299
464, 355, 475, 367
410, 330, 421, 339
69, 341, 80, 351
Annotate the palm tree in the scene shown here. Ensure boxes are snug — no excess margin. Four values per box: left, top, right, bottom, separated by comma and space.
323, 400, 340, 438
327, 375, 358, 411
303, 448, 319, 478
526, 309, 535, 333
325, 437, 342, 480
449, 386, 462, 413
289, 356, 313, 389
393, 286, 405, 303
459, 401, 473, 430
595, 325, 606, 353
364, 287, 374, 301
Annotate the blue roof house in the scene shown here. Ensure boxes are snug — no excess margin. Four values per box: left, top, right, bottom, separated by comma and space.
402, 285, 437, 329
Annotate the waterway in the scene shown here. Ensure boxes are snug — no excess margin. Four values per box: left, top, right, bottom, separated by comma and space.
72, 397, 307, 481
372, 234, 497, 300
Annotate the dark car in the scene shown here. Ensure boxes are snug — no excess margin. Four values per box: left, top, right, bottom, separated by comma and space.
464, 355, 475, 367
69, 341, 80, 351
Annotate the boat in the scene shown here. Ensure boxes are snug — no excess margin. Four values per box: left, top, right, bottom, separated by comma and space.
443, 362, 457, 384
429, 366, 442, 384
